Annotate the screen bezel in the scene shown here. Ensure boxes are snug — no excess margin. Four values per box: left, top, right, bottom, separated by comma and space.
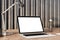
17, 16, 44, 34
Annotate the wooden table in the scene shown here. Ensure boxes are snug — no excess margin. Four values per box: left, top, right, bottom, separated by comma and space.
0, 33, 60, 40
0, 28, 60, 40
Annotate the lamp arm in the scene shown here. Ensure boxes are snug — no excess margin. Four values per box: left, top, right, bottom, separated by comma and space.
1, 2, 19, 15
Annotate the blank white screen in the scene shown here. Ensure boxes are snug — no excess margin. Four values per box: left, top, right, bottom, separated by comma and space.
18, 17, 43, 33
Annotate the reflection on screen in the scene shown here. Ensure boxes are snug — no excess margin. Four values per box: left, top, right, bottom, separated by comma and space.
18, 17, 43, 33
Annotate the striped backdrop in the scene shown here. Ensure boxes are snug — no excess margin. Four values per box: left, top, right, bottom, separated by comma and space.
2, 0, 60, 31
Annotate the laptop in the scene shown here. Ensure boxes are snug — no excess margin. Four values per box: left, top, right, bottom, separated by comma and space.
17, 16, 56, 38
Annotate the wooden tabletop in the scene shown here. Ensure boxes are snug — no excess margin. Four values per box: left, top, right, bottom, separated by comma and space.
0, 28, 60, 40
0, 33, 60, 40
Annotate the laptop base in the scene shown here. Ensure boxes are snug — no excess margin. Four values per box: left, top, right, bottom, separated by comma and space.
23, 32, 47, 36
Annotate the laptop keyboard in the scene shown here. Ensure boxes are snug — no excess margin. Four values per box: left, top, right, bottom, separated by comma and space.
23, 33, 47, 36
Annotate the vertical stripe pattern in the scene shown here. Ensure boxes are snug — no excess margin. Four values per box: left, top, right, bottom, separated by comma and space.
1, 0, 60, 32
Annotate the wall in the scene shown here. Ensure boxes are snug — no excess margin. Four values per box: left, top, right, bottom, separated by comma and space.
1, 0, 60, 31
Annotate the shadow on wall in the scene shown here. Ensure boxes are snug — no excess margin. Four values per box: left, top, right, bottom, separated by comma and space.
52, 17, 60, 27
0, 0, 2, 36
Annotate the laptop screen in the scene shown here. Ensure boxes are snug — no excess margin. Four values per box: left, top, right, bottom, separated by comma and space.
18, 17, 43, 33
